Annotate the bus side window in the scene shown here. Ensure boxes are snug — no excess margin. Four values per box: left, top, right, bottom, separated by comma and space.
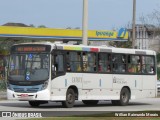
98, 53, 112, 73
67, 51, 82, 72
82, 52, 88, 71
142, 56, 155, 74
55, 54, 64, 72
149, 66, 154, 74
66, 52, 71, 72
51, 51, 65, 78
83, 52, 96, 72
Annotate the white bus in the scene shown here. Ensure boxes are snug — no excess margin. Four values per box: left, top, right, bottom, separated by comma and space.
7, 42, 157, 108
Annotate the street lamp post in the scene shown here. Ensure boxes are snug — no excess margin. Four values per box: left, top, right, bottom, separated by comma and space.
82, 0, 88, 45
132, 0, 136, 48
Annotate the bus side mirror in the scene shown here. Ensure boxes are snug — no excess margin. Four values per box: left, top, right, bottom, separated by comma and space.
52, 65, 57, 71
52, 65, 56, 77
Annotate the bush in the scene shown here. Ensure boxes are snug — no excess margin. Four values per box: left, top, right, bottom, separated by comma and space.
0, 80, 6, 91
157, 67, 160, 80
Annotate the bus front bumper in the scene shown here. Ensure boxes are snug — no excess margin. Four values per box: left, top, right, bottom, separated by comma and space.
7, 89, 50, 101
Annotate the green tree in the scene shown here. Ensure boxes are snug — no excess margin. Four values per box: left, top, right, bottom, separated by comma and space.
157, 53, 160, 79
109, 41, 132, 48
29, 24, 35, 27
38, 25, 47, 28
157, 53, 160, 64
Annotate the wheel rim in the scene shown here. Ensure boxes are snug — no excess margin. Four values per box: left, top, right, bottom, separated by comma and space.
67, 93, 74, 104
121, 92, 128, 103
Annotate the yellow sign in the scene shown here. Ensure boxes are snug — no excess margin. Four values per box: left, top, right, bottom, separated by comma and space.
0, 26, 128, 41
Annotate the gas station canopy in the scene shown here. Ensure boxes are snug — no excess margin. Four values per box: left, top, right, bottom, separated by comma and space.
0, 26, 128, 41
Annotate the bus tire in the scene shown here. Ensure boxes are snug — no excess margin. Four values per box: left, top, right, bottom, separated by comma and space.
82, 100, 99, 105
29, 101, 40, 107
119, 87, 130, 106
62, 88, 75, 108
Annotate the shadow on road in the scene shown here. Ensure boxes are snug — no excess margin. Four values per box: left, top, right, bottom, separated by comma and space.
0, 101, 151, 109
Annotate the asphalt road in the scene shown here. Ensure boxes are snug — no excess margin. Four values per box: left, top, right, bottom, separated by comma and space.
0, 97, 160, 120
0, 92, 160, 119
0, 98, 160, 111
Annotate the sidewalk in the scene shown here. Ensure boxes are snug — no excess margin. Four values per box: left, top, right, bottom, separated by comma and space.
0, 91, 7, 99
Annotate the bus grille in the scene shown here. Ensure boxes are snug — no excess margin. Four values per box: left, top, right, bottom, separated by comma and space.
13, 88, 39, 93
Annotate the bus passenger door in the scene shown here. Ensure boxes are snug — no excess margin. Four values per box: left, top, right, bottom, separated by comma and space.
50, 51, 67, 99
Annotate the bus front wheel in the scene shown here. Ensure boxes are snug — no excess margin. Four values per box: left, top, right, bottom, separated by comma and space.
62, 88, 75, 108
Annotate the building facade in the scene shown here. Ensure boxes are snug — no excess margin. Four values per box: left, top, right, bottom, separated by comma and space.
129, 24, 160, 52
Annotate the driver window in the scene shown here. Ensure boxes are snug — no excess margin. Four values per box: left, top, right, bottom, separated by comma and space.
55, 54, 64, 72
52, 51, 65, 77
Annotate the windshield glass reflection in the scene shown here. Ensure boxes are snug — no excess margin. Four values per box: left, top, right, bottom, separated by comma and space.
8, 53, 49, 81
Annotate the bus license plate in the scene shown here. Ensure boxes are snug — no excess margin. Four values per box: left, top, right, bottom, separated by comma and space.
20, 94, 29, 98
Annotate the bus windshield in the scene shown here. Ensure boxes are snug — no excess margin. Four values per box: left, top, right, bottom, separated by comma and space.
8, 53, 50, 81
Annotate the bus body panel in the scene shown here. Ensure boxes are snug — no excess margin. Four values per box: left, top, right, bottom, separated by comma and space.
131, 89, 156, 99
79, 89, 120, 100
82, 73, 113, 89
143, 75, 157, 90
50, 73, 83, 100
112, 75, 142, 90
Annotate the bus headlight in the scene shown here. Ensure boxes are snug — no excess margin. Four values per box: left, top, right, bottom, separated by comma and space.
42, 81, 48, 90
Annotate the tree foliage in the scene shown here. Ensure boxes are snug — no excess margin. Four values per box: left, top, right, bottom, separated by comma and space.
38, 25, 47, 28
157, 53, 160, 64
109, 41, 132, 48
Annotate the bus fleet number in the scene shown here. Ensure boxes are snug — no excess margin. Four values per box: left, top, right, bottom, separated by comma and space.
72, 77, 82, 83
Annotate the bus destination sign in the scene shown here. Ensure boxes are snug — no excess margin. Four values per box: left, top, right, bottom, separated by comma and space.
16, 46, 46, 52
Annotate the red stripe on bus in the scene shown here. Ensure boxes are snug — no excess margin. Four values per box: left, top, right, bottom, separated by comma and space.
90, 48, 99, 52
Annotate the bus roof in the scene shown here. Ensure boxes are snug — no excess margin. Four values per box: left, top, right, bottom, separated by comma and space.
55, 43, 156, 56
13, 42, 156, 55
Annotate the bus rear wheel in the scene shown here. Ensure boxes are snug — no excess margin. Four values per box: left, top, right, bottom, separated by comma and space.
112, 88, 130, 106
62, 88, 75, 108
82, 100, 99, 105
119, 88, 130, 106
29, 101, 40, 107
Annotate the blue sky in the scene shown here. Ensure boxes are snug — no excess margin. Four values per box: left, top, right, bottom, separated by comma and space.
0, 0, 159, 30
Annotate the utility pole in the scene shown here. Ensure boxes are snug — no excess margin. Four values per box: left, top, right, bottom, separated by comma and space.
132, 0, 136, 48
82, 0, 88, 45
